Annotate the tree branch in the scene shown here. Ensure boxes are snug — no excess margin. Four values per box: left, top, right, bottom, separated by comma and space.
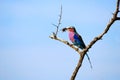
52, 5, 62, 36
50, 35, 81, 53
116, 17, 120, 20
84, 0, 120, 53
71, 0, 120, 80
49, 0, 120, 80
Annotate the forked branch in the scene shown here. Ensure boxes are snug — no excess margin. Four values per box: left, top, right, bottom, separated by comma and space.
52, 5, 62, 37
49, 0, 120, 80
71, 0, 120, 80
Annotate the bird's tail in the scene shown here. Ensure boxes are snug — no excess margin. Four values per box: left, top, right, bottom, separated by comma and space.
85, 53, 92, 69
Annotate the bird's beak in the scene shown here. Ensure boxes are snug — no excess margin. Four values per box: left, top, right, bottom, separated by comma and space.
61, 27, 68, 32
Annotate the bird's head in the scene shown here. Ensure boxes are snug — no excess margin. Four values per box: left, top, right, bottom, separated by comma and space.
62, 26, 76, 32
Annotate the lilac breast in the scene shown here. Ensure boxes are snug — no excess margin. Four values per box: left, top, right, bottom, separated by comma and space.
69, 32, 74, 42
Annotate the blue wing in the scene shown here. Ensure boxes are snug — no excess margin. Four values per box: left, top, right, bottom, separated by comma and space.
74, 32, 92, 68
73, 33, 86, 49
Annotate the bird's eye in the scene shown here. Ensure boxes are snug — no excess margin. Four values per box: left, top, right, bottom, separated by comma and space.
62, 28, 67, 32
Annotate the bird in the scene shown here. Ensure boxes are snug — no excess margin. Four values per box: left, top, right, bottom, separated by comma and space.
62, 26, 92, 68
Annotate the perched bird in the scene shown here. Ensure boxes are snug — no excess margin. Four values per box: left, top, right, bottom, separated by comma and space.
62, 26, 92, 68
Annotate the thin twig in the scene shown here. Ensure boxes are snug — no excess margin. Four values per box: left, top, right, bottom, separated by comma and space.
52, 5, 62, 36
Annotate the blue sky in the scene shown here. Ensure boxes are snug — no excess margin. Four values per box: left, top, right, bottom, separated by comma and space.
0, 0, 120, 80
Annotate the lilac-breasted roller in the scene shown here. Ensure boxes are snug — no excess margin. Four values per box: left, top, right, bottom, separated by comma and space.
62, 26, 92, 68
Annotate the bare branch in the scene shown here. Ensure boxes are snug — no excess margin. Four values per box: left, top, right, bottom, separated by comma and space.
116, 17, 120, 20
49, 35, 81, 53
50, 0, 120, 80
70, 0, 120, 80
85, 0, 120, 53
52, 5, 62, 36
70, 54, 85, 80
